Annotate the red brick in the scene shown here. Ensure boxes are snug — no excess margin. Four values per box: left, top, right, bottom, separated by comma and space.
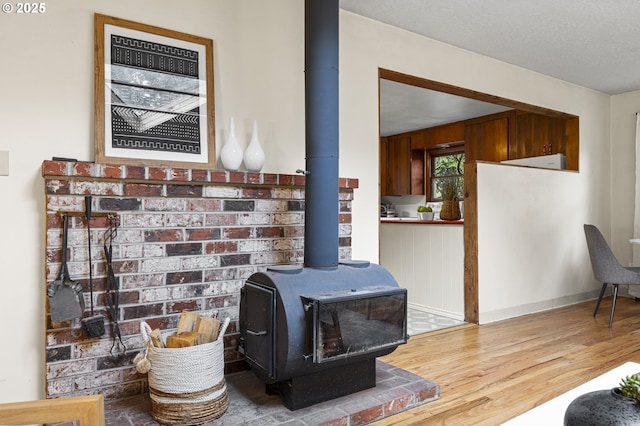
167, 300, 200, 313
382, 393, 413, 415
228, 171, 245, 183
350, 405, 384, 425
285, 225, 305, 237
415, 385, 439, 402
125, 165, 146, 179
278, 174, 296, 186
210, 170, 227, 183
111, 260, 139, 274
72, 161, 97, 177
42, 160, 68, 177
123, 183, 163, 197
263, 173, 278, 185
187, 228, 220, 241
339, 213, 352, 223
102, 164, 124, 179
243, 187, 272, 198
115, 290, 140, 305
169, 168, 190, 181
246, 172, 262, 184
294, 174, 306, 186
191, 168, 210, 182
256, 226, 284, 238
222, 227, 251, 239
148, 167, 167, 180
145, 229, 183, 242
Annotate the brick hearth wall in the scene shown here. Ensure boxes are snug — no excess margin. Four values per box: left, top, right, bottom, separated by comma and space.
41, 160, 358, 401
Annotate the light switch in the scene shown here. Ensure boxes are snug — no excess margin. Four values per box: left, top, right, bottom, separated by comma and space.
0, 151, 8, 176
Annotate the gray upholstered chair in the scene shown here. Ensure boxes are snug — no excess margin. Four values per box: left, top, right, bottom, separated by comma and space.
584, 224, 640, 328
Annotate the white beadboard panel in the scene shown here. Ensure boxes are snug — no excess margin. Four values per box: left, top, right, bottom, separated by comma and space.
380, 223, 464, 317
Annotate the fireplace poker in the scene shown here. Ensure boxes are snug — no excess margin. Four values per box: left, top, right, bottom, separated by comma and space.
81, 196, 106, 338
104, 215, 126, 356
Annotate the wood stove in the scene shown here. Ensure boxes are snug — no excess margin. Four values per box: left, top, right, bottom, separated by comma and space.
239, 263, 407, 409
238, 0, 408, 410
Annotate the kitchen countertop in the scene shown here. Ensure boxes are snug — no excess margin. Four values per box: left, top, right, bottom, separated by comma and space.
380, 217, 463, 225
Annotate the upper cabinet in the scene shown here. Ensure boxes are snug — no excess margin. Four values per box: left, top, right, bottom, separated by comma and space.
380, 134, 425, 196
465, 111, 514, 164
512, 112, 579, 170
380, 109, 578, 196
381, 135, 411, 196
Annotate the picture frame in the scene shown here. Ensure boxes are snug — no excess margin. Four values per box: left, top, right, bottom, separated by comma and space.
94, 14, 215, 168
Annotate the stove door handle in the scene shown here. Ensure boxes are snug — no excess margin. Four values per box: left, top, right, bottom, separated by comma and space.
246, 329, 267, 336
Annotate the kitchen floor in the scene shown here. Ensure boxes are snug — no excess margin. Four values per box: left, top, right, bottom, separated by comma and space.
406, 308, 466, 336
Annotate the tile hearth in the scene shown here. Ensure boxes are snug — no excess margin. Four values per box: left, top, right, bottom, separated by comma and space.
104, 360, 439, 425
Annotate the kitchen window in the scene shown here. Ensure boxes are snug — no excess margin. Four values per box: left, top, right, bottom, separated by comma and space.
427, 150, 464, 201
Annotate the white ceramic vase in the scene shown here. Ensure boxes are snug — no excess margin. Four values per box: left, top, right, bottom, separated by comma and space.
220, 117, 243, 171
243, 120, 265, 172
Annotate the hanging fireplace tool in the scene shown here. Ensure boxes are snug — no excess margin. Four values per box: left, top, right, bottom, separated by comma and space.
104, 215, 126, 356
81, 196, 106, 338
49, 212, 85, 322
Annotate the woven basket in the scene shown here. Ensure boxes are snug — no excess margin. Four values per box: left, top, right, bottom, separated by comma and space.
140, 317, 230, 425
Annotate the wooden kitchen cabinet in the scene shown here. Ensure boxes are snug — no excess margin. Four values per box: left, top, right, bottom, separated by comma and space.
381, 135, 424, 196
513, 112, 567, 159
382, 109, 578, 187
464, 112, 512, 163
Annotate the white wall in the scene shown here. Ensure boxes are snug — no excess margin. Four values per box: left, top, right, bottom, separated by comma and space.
0, 2, 620, 402
477, 163, 604, 322
611, 91, 640, 268
339, 12, 612, 323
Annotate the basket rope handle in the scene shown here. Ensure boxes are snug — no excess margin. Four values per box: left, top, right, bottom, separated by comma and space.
140, 321, 153, 344
218, 317, 231, 341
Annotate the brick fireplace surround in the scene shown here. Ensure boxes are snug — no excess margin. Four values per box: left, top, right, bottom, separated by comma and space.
41, 160, 439, 425
42, 159, 357, 401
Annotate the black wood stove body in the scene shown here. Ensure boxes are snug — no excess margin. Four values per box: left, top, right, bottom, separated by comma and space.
240, 263, 407, 409
238, 0, 408, 410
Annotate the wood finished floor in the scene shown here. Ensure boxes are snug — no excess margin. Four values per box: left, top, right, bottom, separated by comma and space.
374, 296, 640, 425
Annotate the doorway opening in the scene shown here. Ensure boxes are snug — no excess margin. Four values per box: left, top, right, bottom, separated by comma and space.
378, 68, 579, 325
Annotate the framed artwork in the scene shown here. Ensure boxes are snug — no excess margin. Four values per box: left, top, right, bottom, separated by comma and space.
94, 14, 215, 168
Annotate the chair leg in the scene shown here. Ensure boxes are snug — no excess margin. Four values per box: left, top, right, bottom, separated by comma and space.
593, 283, 608, 317
609, 284, 619, 328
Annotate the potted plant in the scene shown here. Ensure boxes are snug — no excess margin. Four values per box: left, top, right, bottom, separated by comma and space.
564, 375, 640, 425
417, 205, 434, 221
617, 375, 640, 401
439, 179, 461, 221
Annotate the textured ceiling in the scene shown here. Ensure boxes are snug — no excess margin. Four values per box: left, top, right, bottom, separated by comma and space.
341, 0, 640, 135
340, 0, 640, 95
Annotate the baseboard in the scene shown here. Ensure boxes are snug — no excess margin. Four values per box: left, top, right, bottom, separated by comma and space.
408, 302, 465, 321
478, 289, 603, 324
